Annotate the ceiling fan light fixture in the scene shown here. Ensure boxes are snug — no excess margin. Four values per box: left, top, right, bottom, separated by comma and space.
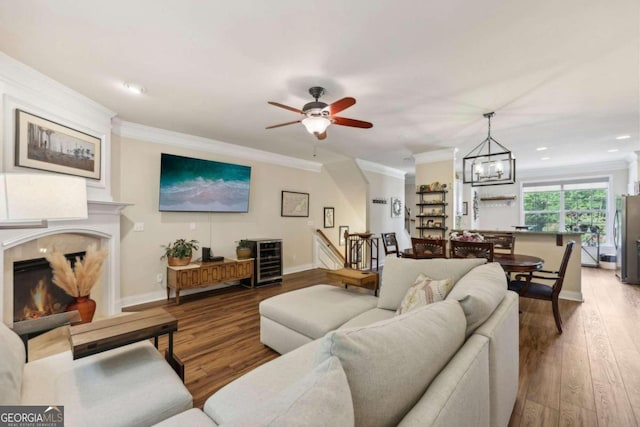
302, 116, 331, 135
462, 112, 516, 187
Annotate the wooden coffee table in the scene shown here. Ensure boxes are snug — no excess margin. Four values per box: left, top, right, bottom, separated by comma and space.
326, 268, 379, 295
69, 308, 184, 381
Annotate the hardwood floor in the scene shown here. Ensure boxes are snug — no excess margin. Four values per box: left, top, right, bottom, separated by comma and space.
134, 267, 640, 426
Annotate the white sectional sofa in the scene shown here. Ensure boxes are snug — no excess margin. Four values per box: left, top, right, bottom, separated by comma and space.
0, 324, 192, 427
157, 256, 519, 427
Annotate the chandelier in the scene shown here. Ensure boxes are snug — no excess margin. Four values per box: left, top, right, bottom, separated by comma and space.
462, 112, 516, 187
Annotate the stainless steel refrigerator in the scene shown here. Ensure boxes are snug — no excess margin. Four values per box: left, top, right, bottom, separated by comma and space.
615, 195, 640, 284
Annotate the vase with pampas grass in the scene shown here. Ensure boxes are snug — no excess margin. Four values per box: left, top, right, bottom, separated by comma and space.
46, 243, 108, 324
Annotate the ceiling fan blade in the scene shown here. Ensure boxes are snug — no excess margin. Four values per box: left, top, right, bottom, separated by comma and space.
265, 120, 301, 129
329, 97, 356, 115
268, 101, 304, 114
332, 116, 373, 129
315, 131, 327, 140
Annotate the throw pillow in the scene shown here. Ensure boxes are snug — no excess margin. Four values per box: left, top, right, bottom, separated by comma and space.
221, 356, 354, 427
316, 299, 466, 427
396, 273, 453, 315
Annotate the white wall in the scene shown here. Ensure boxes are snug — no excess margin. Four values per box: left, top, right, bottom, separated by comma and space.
357, 160, 408, 255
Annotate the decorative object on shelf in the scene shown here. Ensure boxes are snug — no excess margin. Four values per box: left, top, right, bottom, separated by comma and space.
15, 109, 102, 179
391, 197, 402, 217
450, 230, 484, 242
473, 192, 479, 221
281, 191, 309, 217
462, 202, 468, 216
462, 112, 515, 187
46, 243, 108, 324
323, 207, 335, 228
339, 225, 349, 246
433, 221, 442, 228
236, 240, 252, 259
372, 198, 388, 204
161, 238, 199, 266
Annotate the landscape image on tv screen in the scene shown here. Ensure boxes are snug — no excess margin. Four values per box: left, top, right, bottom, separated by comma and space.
159, 153, 251, 212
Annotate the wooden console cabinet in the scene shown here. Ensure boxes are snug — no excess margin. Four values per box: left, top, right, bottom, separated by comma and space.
166, 258, 254, 304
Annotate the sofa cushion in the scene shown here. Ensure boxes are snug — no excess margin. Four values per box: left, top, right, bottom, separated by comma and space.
378, 256, 486, 310
0, 321, 26, 405
220, 356, 353, 427
259, 284, 378, 339
22, 342, 192, 427
396, 274, 453, 315
204, 339, 322, 424
339, 308, 395, 329
446, 262, 507, 337
153, 409, 218, 427
316, 299, 467, 427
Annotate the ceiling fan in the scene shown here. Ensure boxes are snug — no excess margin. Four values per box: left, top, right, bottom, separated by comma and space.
266, 86, 373, 140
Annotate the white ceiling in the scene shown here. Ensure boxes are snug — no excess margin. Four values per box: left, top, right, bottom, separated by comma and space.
0, 0, 638, 175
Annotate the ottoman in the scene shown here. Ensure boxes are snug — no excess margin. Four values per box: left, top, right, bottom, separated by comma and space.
259, 284, 378, 354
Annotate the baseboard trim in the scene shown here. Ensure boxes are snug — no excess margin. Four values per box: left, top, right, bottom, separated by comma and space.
559, 290, 583, 302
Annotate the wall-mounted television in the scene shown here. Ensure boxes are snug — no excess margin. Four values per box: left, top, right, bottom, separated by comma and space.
159, 153, 251, 213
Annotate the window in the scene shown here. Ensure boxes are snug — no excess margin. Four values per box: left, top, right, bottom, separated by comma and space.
523, 179, 608, 244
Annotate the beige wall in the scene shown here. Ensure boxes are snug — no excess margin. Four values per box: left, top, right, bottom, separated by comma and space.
115, 135, 365, 304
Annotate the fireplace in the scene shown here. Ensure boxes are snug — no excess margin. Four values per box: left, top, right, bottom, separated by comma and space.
13, 252, 85, 322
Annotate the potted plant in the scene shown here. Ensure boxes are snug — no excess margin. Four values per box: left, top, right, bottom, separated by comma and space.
162, 239, 199, 266
236, 240, 252, 260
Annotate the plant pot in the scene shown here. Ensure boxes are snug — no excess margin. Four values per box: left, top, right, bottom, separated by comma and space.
66, 295, 96, 324
168, 256, 191, 266
236, 248, 252, 260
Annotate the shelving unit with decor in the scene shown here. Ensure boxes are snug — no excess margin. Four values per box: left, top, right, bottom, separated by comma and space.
415, 190, 448, 238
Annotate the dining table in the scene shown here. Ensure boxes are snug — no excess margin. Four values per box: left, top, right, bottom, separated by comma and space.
493, 253, 544, 274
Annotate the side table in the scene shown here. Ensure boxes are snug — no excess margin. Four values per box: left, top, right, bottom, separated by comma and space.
69, 308, 184, 381
326, 268, 379, 296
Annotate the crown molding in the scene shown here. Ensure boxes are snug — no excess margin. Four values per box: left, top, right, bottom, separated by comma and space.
112, 119, 323, 173
413, 148, 456, 165
355, 159, 406, 180
0, 52, 116, 121
518, 159, 630, 178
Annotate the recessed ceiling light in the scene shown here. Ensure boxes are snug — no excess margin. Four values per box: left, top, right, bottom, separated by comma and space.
123, 82, 146, 95
608, 149, 619, 153
615, 135, 630, 140
540, 157, 550, 160
536, 147, 548, 151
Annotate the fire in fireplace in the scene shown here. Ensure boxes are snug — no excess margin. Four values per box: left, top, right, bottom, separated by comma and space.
13, 252, 85, 322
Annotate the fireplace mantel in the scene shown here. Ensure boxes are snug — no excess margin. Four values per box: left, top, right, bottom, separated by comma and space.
1, 200, 131, 326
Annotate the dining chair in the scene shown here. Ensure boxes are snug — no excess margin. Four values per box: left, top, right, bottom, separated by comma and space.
381, 232, 400, 257
508, 241, 575, 334
411, 238, 447, 258
450, 240, 494, 262
482, 233, 516, 255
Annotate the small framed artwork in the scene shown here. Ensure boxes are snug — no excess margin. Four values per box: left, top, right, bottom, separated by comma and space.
324, 207, 335, 228
15, 109, 102, 179
462, 202, 469, 216
391, 197, 402, 218
281, 191, 309, 217
339, 225, 349, 246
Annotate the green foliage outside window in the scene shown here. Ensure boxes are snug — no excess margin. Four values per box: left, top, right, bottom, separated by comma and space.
523, 186, 607, 244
